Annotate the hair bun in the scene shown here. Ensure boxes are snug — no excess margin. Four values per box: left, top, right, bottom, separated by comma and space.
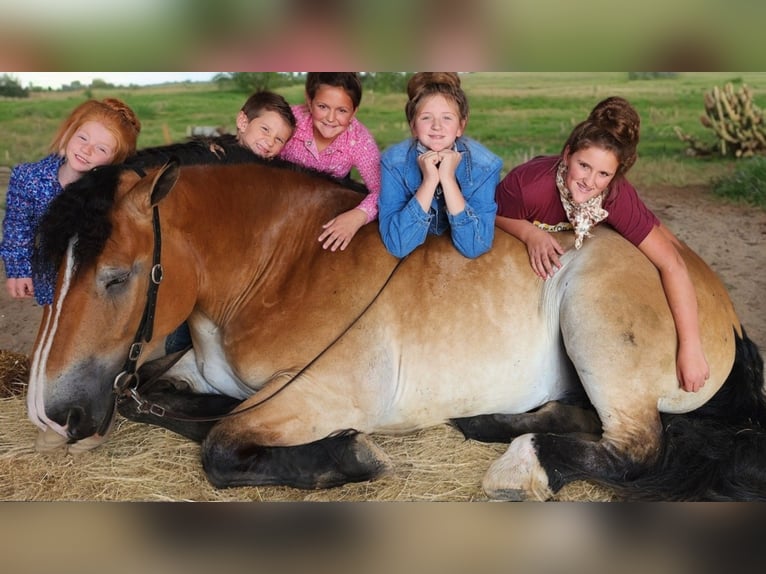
406, 72, 461, 100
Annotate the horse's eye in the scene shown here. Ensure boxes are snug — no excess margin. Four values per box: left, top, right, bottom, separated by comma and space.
105, 273, 130, 289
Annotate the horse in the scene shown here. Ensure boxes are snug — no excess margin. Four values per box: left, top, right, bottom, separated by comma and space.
27, 150, 766, 501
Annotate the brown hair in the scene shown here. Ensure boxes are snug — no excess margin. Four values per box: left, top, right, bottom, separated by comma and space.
241, 90, 296, 132
305, 73, 363, 110
405, 72, 469, 126
562, 96, 640, 179
50, 98, 141, 163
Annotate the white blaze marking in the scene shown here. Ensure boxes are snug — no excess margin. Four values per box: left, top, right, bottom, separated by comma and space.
27, 237, 78, 437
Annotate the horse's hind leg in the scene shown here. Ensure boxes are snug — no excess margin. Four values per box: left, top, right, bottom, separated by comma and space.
201, 429, 393, 490
482, 412, 663, 501
451, 400, 602, 443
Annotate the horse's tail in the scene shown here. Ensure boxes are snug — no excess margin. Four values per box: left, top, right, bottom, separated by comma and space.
610, 327, 766, 501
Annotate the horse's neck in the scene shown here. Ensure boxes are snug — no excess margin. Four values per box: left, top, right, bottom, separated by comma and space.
172, 174, 375, 318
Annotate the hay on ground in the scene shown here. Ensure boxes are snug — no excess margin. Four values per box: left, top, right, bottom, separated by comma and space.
0, 349, 613, 502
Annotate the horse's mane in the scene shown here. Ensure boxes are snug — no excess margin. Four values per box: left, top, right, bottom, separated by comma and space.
33, 137, 370, 276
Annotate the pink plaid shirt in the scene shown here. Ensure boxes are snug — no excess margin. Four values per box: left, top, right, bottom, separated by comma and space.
279, 105, 381, 223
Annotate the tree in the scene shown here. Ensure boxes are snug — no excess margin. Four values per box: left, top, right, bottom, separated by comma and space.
362, 73, 413, 93
0, 74, 29, 98
215, 73, 298, 92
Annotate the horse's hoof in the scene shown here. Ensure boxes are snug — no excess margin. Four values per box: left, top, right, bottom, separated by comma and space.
482, 434, 552, 501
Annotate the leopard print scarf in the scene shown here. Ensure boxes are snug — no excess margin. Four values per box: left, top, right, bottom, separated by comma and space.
556, 161, 609, 249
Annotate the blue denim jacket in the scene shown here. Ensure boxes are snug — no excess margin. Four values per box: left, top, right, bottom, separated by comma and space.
379, 137, 502, 258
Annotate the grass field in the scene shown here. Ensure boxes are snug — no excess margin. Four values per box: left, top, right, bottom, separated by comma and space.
2, 72, 766, 194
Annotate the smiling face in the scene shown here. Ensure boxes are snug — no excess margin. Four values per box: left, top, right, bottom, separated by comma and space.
307, 84, 356, 149
237, 110, 294, 158
563, 145, 619, 204
411, 93, 466, 152
63, 120, 118, 174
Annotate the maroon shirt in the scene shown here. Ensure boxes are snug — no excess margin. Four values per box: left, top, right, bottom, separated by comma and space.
495, 155, 659, 246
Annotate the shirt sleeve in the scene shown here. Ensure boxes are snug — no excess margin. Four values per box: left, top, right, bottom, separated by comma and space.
0, 166, 36, 278
448, 158, 500, 258
378, 156, 431, 258
350, 124, 382, 223
605, 179, 660, 246
494, 168, 530, 220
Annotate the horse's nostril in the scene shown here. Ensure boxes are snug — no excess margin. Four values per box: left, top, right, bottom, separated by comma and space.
65, 406, 85, 440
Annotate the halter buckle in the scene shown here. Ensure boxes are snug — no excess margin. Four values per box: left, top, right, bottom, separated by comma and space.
151, 264, 164, 285
128, 342, 143, 361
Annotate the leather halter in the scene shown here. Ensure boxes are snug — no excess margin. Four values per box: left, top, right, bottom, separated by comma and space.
112, 169, 164, 404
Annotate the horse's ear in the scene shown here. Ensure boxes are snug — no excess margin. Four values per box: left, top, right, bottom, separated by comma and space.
150, 158, 181, 206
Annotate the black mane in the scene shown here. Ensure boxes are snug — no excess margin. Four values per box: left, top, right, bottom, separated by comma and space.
33, 137, 370, 276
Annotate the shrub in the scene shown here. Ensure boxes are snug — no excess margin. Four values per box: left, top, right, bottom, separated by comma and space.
712, 156, 766, 207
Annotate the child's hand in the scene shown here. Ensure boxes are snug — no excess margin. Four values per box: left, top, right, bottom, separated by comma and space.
525, 229, 565, 280
417, 150, 442, 182
437, 149, 462, 175
6, 277, 34, 299
318, 208, 367, 252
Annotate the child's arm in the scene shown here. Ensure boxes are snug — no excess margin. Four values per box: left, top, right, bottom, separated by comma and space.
637, 224, 710, 392
378, 159, 432, 258
495, 215, 565, 279
0, 167, 37, 283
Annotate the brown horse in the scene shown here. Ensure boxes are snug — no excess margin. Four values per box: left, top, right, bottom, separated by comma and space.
27, 151, 766, 500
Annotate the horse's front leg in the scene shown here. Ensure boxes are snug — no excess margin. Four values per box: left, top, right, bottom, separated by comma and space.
198, 386, 393, 490
117, 380, 244, 442
201, 428, 392, 490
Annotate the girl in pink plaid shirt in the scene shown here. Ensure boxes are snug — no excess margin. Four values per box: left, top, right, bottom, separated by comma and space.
279, 72, 381, 251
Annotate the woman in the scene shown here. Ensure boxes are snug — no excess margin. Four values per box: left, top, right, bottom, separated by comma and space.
495, 96, 710, 392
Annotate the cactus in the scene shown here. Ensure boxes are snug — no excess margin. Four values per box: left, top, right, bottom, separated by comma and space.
676, 83, 766, 158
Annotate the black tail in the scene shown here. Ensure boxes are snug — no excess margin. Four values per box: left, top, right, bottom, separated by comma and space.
609, 328, 766, 501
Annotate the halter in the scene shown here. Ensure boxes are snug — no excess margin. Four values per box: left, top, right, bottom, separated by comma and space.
111, 202, 164, 405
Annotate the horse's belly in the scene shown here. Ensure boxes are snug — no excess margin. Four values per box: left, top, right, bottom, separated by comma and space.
373, 344, 575, 432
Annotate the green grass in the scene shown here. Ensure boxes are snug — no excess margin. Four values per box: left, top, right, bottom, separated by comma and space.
2, 72, 766, 206
712, 157, 766, 207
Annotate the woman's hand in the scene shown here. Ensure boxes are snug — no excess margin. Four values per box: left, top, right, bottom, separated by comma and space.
318, 208, 368, 252
676, 343, 710, 392
6, 277, 34, 298
525, 228, 565, 280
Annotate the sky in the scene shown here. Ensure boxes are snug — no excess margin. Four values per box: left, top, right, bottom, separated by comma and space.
8, 72, 218, 90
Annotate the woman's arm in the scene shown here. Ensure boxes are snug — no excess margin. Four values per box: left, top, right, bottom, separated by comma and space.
495, 215, 565, 279
637, 224, 710, 392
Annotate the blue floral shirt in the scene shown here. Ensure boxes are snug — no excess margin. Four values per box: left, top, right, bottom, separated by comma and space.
378, 136, 502, 258
1, 154, 64, 305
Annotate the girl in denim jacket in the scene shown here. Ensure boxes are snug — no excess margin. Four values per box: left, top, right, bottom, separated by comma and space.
378, 72, 502, 259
